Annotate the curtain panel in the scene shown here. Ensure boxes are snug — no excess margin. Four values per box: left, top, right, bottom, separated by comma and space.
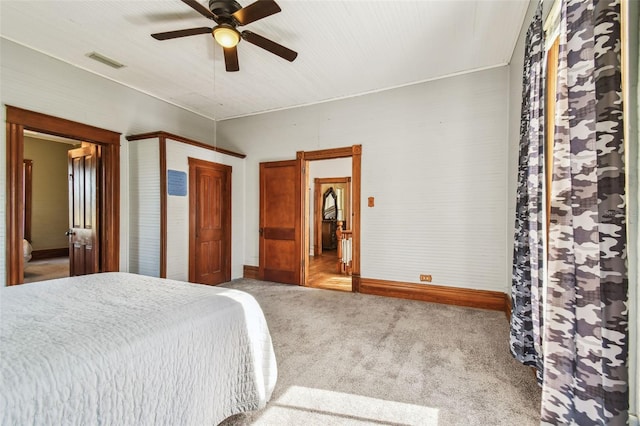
541, 0, 628, 424
510, 3, 545, 382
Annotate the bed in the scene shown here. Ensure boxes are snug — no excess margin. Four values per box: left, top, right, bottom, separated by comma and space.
0, 272, 277, 425
23, 238, 32, 263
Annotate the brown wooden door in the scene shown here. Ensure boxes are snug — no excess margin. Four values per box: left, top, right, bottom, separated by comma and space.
259, 159, 302, 285
68, 144, 100, 276
189, 158, 231, 285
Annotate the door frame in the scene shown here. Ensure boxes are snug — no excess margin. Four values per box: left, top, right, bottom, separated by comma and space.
5, 105, 121, 285
314, 177, 351, 256
188, 157, 232, 284
299, 145, 362, 291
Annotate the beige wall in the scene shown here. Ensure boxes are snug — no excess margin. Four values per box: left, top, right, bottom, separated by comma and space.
23, 136, 75, 251
218, 66, 511, 292
1, 38, 220, 285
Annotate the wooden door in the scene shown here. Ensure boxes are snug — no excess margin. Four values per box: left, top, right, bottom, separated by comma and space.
259, 159, 303, 285
68, 144, 100, 276
23, 159, 33, 243
189, 158, 231, 285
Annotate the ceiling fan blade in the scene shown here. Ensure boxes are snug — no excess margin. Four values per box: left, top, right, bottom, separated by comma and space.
181, 0, 217, 20
151, 27, 212, 40
223, 46, 240, 72
232, 0, 281, 26
242, 31, 297, 62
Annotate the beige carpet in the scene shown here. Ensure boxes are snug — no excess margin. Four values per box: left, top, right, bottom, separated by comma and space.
23, 257, 69, 283
220, 279, 541, 425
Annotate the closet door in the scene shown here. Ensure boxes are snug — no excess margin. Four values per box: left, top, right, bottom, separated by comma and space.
189, 158, 231, 285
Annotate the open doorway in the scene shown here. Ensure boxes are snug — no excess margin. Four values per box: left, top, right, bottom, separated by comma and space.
299, 145, 362, 292
22, 131, 91, 283
306, 159, 352, 292
6, 106, 120, 286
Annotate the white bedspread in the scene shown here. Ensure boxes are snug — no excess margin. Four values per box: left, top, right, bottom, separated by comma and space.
0, 272, 277, 425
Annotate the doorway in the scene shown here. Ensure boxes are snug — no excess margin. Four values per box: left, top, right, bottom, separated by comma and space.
314, 177, 351, 257
6, 106, 120, 286
257, 145, 361, 290
21, 133, 98, 283
307, 174, 352, 292
300, 145, 362, 292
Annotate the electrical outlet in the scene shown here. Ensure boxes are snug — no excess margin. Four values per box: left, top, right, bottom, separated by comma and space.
420, 274, 432, 282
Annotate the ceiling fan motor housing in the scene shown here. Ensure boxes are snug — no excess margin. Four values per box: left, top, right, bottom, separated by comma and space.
209, 0, 242, 18
151, 0, 297, 71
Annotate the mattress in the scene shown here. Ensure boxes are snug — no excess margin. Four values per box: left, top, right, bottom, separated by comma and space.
0, 272, 277, 425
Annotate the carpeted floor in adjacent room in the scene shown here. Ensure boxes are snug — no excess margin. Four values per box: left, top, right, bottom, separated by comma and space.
220, 279, 541, 425
23, 257, 69, 283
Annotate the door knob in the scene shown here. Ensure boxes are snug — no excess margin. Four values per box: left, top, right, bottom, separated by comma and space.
65, 229, 75, 236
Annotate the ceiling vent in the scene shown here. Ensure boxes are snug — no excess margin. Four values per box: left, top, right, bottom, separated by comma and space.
86, 52, 125, 69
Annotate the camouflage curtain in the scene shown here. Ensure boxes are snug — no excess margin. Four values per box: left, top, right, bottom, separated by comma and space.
541, 0, 628, 424
510, 3, 545, 382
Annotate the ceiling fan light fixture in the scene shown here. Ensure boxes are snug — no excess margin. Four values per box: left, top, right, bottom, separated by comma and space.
213, 25, 240, 48
151, 0, 297, 71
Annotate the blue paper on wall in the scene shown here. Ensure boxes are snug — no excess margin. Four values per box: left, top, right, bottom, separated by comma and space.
167, 170, 187, 196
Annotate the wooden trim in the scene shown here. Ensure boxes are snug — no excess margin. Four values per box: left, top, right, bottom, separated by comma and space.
360, 277, 507, 311
314, 177, 352, 184
505, 293, 512, 321
298, 145, 361, 291
302, 159, 310, 284
351, 145, 361, 282
7, 106, 120, 145
314, 179, 322, 256
159, 136, 167, 278
102, 141, 120, 273
5, 106, 120, 285
345, 178, 351, 229
351, 273, 361, 293
6, 122, 24, 285
23, 159, 33, 242
303, 146, 355, 161
244, 265, 259, 279
545, 37, 559, 241
187, 155, 194, 283
127, 131, 246, 159
296, 157, 303, 285
31, 247, 69, 261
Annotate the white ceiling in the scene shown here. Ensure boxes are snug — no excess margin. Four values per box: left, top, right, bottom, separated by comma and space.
0, 0, 529, 121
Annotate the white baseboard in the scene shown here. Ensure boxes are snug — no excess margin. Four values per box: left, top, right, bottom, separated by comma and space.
630, 413, 639, 426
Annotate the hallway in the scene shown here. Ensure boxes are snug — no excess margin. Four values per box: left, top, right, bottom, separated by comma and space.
307, 250, 352, 292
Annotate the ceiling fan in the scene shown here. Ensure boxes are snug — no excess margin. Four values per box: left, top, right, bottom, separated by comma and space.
151, 0, 297, 72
